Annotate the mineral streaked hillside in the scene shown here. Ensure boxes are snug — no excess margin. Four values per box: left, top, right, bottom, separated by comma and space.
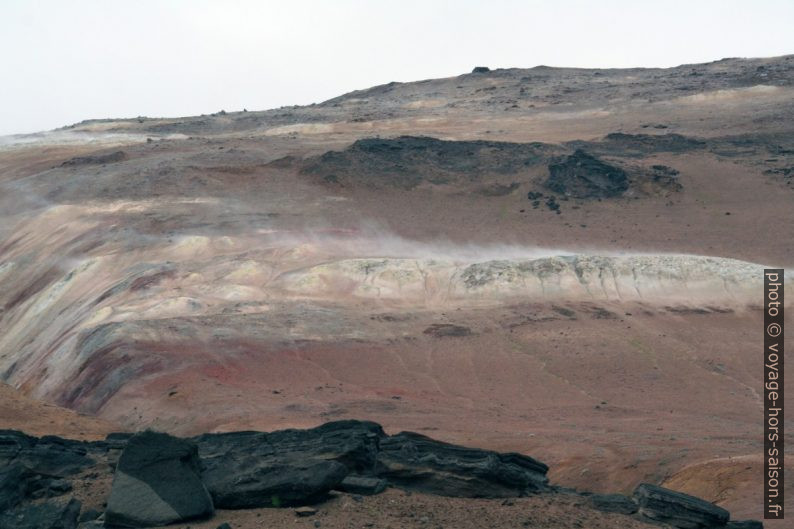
2, 56, 794, 524
274, 254, 777, 305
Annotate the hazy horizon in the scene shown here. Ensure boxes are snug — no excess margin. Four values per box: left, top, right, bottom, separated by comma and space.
2, 0, 793, 136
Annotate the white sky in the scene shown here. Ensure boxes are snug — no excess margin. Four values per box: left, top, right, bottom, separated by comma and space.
1, 0, 793, 136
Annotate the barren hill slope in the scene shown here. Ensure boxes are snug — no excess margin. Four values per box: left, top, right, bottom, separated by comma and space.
1, 56, 793, 522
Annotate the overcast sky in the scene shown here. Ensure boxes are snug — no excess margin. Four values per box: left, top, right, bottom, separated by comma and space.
1, 0, 793, 136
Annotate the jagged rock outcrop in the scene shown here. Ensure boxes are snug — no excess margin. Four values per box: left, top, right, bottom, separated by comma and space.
0, 430, 96, 477
105, 431, 213, 527
195, 420, 383, 507
633, 483, 730, 529
0, 430, 100, 518
300, 135, 560, 189
376, 431, 549, 497
0, 425, 766, 529
545, 150, 629, 198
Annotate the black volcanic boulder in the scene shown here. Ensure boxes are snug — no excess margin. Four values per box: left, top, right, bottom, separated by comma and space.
0, 497, 81, 529
195, 420, 384, 508
545, 150, 628, 198
633, 483, 730, 529
105, 431, 213, 528
375, 431, 549, 497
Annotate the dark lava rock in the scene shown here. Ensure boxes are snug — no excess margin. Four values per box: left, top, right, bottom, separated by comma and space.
545, 196, 561, 212
195, 420, 384, 508
61, 151, 128, 166
600, 133, 706, 155
726, 521, 764, 529
423, 324, 472, 338
300, 136, 560, 190
649, 164, 683, 192
336, 475, 388, 495
24, 436, 95, 476
633, 483, 729, 529
77, 509, 102, 523
0, 430, 96, 484
472, 66, 491, 73
208, 459, 346, 509
0, 462, 28, 511
106, 431, 213, 528
545, 150, 628, 198
28, 476, 73, 499
376, 431, 549, 497
587, 493, 638, 514
216, 523, 233, 529
0, 497, 81, 529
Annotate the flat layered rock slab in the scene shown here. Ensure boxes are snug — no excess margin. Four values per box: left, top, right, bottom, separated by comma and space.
194, 420, 383, 508
633, 483, 730, 529
376, 431, 549, 497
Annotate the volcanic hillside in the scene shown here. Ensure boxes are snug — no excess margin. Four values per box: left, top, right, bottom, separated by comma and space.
1, 56, 793, 523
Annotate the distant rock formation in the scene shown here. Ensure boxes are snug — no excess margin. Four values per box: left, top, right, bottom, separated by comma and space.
60, 151, 128, 166
299, 135, 561, 190
546, 150, 629, 198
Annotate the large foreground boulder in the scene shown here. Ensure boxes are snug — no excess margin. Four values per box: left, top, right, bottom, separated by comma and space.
105, 431, 213, 528
0, 497, 81, 529
376, 431, 549, 497
633, 483, 730, 529
195, 420, 382, 508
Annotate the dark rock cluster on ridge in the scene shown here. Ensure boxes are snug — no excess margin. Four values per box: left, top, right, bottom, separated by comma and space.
545, 149, 629, 199
299, 135, 560, 190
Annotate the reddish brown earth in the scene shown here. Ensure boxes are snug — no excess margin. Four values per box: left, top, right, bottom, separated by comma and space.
2, 56, 794, 525
0, 382, 117, 440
